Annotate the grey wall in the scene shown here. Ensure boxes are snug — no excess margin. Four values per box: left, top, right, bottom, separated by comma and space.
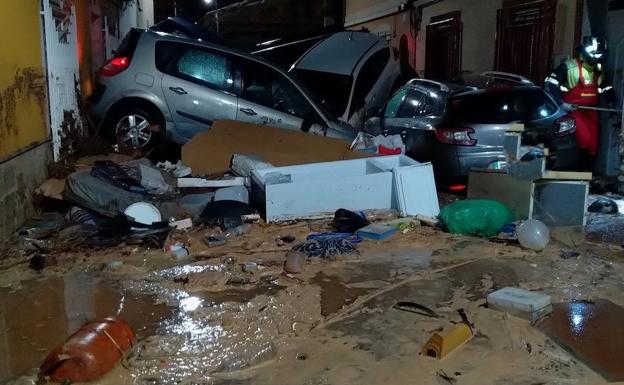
0, 143, 52, 240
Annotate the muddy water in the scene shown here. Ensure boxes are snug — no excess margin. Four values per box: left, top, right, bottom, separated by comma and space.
0, 273, 172, 382
538, 299, 624, 382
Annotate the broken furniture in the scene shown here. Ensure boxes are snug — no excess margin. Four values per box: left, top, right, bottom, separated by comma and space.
181, 120, 371, 176
251, 155, 440, 223
468, 124, 590, 227
468, 170, 590, 226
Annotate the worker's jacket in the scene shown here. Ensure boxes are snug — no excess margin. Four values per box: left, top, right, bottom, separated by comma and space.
544, 58, 607, 105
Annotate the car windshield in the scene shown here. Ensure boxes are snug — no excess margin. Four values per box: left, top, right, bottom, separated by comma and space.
291, 68, 352, 118
446, 88, 558, 124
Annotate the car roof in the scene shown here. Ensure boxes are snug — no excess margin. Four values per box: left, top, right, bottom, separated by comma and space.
450, 85, 545, 98
142, 30, 284, 70
150, 17, 226, 45
293, 31, 387, 76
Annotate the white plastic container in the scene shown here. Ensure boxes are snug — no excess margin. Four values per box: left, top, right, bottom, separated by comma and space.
487, 287, 552, 323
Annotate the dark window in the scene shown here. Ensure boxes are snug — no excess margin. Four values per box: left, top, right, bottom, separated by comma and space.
349, 48, 390, 117
396, 89, 439, 118
237, 60, 321, 123
155, 42, 233, 92
115, 29, 142, 60
384, 87, 409, 118
446, 88, 558, 124
291, 68, 352, 117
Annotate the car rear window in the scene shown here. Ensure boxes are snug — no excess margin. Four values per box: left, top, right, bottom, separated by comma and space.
115, 28, 142, 60
446, 88, 558, 124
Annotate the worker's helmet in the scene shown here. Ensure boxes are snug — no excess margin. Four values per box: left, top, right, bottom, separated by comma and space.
580, 36, 607, 65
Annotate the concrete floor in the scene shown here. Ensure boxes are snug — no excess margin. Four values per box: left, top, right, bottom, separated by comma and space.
1, 217, 624, 385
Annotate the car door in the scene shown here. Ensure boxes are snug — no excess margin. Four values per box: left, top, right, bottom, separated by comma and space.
157, 41, 238, 141
234, 58, 325, 132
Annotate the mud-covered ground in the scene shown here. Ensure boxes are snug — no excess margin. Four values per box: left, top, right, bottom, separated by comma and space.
1, 216, 624, 385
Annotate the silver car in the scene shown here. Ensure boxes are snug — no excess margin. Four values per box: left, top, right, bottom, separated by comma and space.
290, 31, 401, 130
89, 29, 356, 149
364, 76, 579, 185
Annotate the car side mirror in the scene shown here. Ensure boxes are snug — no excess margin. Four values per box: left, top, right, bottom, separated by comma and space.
364, 117, 383, 135
366, 107, 381, 119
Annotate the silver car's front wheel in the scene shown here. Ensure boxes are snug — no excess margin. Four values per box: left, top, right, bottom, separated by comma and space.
115, 114, 153, 149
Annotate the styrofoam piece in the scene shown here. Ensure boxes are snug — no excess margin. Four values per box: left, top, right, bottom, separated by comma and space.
487, 287, 552, 323
214, 186, 250, 204
178, 177, 246, 188
251, 155, 439, 223
124, 202, 162, 226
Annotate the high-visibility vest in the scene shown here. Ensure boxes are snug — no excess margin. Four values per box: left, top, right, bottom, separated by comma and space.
562, 58, 604, 90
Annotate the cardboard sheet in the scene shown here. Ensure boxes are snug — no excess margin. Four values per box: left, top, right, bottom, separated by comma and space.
181, 120, 370, 176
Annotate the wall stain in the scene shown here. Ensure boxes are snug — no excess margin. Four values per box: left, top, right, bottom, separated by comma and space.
0, 67, 47, 141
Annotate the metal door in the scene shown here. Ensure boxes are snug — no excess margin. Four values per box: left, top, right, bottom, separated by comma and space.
425, 11, 463, 81
41, 0, 82, 160
495, 0, 556, 84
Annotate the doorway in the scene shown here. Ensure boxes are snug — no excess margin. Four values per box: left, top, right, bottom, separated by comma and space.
425, 11, 463, 81
495, 0, 556, 84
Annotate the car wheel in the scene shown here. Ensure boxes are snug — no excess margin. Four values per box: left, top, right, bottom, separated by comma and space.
109, 108, 162, 150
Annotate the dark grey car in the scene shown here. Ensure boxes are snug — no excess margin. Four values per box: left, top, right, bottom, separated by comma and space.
365, 78, 579, 184
89, 29, 355, 149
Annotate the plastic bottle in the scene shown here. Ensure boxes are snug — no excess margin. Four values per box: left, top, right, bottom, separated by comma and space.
40, 318, 136, 382
224, 224, 250, 238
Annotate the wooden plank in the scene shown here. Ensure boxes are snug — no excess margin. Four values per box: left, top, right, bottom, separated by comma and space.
178, 177, 246, 188
468, 171, 534, 220
532, 181, 588, 227
508, 157, 546, 181
506, 123, 525, 133
542, 171, 593, 181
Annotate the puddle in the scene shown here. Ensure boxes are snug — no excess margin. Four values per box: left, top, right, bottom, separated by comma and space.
0, 268, 297, 384
311, 273, 370, 317
0, 273, 172, 382
538, 299, 624, 382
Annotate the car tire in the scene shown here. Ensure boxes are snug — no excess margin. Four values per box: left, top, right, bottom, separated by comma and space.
106, 107, 163, 151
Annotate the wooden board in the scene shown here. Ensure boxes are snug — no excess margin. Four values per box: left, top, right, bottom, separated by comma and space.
542, 171, 593, 181
467, 171, 534, 220
506, 123, 525, 133
181, 120, 372, 176
532, 181, 588, 226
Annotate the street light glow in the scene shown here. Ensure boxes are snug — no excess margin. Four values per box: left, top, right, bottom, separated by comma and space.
203, 0, 213, 4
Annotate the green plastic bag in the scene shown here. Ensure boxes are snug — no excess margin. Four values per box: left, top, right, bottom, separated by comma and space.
439, 199, 514, 237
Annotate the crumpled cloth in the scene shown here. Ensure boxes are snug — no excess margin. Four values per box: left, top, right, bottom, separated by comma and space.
291, 238, 358, 259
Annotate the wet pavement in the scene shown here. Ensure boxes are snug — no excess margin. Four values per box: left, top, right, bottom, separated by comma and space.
1, 218, 624, 384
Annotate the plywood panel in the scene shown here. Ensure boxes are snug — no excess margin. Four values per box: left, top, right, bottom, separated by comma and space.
467, 171, 534, 220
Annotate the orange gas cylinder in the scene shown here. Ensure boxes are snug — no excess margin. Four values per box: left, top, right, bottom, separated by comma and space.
40, 317, 136, 383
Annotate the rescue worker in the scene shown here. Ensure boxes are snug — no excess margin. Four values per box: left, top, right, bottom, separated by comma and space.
544, 36, 614, 170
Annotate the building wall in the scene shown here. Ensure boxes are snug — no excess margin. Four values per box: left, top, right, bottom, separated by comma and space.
346, 0, 580, 78
0, 0, 48, 159
0, 0, 51, 240
0, 143, 53, 240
